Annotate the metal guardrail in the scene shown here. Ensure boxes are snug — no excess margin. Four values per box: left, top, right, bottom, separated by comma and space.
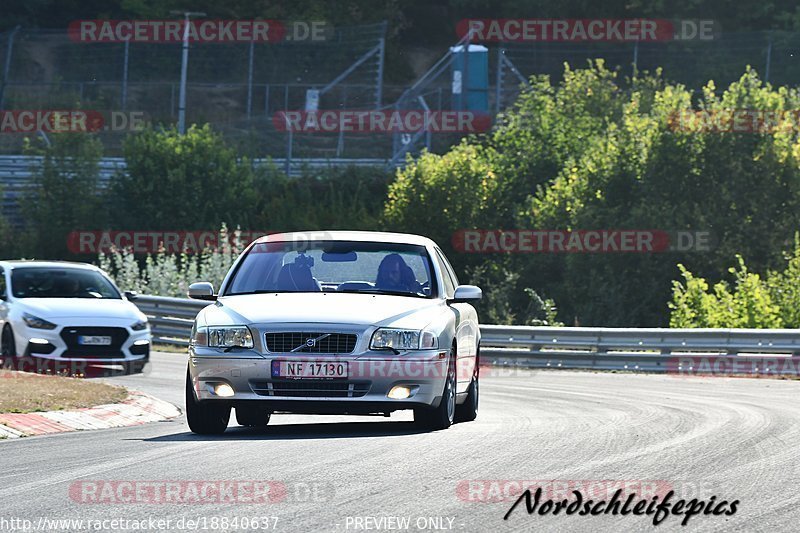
135, 295, 206, 346
134, 295, 800, 374
478, 325, 800, 374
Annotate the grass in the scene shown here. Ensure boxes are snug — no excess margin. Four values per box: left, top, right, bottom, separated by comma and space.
0, 371, 128, 414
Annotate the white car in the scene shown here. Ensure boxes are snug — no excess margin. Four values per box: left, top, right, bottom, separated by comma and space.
0, 261, 151, 375
186, 231, 482, 434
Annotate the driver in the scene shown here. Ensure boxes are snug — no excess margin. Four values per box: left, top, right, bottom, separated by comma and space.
375, 253, 420, 293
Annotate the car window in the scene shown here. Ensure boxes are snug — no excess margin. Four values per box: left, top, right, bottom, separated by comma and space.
0, 268, 5, 299
435, 248, 458, 297
225, 240, 438, 298
10, 268, 121, 299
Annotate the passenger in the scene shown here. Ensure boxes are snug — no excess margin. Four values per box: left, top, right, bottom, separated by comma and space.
375, 253, 418, 293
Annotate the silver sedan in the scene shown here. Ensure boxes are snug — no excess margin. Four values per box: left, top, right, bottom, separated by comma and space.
185, 231, 481, 434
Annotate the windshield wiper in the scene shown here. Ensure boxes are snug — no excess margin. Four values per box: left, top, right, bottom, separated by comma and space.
338, 288, 427, 298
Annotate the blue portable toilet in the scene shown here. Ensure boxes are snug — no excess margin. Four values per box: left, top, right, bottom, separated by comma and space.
450, 44, 489, 112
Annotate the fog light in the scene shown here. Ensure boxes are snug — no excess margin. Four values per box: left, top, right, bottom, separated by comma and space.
29, 338, 50, 344
133, 339, 150, 346
388, 386, 412, 400
214, 383, 235, 397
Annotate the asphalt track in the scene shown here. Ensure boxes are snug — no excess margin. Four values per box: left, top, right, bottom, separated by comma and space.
0, 351, 798, 532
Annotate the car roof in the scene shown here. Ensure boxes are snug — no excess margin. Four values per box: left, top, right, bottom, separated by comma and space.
0, 260, 100, 271
252, 230, 438, 248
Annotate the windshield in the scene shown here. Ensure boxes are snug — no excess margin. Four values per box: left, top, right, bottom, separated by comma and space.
11, 267, 121, 299
225, 241, 437, 298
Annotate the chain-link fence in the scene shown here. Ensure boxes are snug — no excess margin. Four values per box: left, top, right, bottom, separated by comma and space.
0, 23, 392, 158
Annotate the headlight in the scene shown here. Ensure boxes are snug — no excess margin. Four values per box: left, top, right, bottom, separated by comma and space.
131, 320, 149, 331
370, 328, 438, 351
205, 326, 254, 349
22, 313, 57, 330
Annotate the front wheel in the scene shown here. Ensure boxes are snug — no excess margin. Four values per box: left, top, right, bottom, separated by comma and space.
185, 369, 230, 435
414, 346, 456, 430
1, 325, 17, 368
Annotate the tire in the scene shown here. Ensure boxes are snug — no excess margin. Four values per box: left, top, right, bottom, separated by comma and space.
235, 406, 272, 427
185, 369, 230, 435
414, 345, 456, 430
455, 352, 479, 423
1, 325, 17, 368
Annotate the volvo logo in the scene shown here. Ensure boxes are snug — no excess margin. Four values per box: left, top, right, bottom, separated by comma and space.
290, 333, 331, 352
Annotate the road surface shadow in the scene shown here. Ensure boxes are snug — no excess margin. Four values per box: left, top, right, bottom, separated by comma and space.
139, 420, 432, 441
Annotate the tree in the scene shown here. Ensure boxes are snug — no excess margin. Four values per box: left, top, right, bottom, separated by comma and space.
109, 125, 257, 231
20, 133, 104, 258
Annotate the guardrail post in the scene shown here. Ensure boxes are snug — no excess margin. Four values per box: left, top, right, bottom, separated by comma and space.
0, 26, 20, 110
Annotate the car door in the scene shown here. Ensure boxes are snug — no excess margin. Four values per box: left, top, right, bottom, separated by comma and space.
434, 248, 478, 393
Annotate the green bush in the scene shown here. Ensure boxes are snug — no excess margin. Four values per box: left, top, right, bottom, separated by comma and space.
669, 259, 783, 328
670, 236, 800, 328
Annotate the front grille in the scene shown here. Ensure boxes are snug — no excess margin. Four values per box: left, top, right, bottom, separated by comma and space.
251, 380, 370, 398
265, 332, 357, 354
59, 327, 129, 358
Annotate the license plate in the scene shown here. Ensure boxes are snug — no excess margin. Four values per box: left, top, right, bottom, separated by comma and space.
78, 335, 112, 346
272, 360, 348, 379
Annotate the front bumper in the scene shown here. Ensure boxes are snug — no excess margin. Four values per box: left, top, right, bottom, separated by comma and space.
17, 319, 151, 366
188, 348, 449, 414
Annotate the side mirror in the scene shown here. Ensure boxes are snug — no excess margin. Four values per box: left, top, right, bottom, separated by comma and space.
449, 285, 482, 304
188, 282, 217, 301
124, 290, 139, 301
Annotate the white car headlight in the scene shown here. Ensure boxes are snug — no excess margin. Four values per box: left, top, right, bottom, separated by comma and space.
131, 320, 149, 331
370, 328, 438, 351
205, 326, 254, 349
22, 313, 57, 330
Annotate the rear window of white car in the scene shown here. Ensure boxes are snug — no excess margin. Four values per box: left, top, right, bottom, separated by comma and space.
10, 268, 121, 299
